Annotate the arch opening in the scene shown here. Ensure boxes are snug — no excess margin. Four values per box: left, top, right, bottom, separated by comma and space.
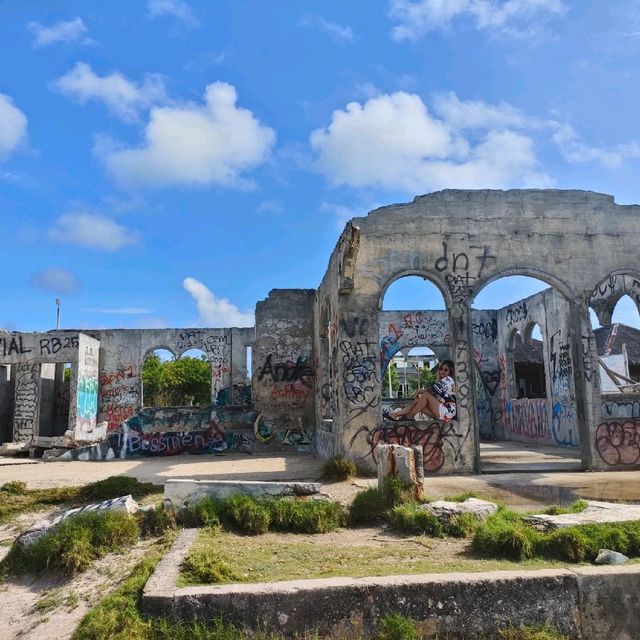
471, 274, 582, 472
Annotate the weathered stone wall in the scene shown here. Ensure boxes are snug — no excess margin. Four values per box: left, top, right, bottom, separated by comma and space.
253, 290, 315, 451
320, 190, 640, 473
496, 288, 580, 448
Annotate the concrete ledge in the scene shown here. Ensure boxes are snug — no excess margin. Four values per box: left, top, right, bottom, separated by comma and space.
142, 529, 640, 638
163, 479, 322, 509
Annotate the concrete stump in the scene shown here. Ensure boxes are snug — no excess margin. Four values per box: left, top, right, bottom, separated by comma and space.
376, 444, 423, 500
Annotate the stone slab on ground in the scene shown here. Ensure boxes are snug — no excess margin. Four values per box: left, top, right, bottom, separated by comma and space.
143, 529, 640, 639
164, 479, 322, 509
17, 494, 139, 546
524, 500, 640, 530
424, 497, 498, 522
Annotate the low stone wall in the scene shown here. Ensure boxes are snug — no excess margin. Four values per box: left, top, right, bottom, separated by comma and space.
143, 530, 640, 639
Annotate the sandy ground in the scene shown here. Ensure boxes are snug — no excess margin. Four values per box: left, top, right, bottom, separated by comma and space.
0, 538, 158, 640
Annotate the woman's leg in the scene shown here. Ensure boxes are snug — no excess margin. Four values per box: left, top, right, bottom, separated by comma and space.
390, 391, 438, 420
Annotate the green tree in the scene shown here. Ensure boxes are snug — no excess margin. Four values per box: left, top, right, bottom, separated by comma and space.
142, 355, 212, 407
382, 362, 400, 398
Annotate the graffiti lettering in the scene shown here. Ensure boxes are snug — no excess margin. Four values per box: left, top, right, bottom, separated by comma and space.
0, 335, 32, 356
505, 302, 528, 327
596, 420, 640, 466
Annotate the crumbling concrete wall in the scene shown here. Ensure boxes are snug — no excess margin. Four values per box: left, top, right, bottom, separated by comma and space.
0, 332, 99, 448
253, 290, 315, 451
495, 288, 580, 448
319, 190, 640, 473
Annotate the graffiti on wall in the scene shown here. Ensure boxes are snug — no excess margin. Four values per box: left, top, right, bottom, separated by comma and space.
348, 421, 463, 473
379, 312, 448, 371
505, 302, 528, 327
256, 352, 314, 409
13, 362, 39, 442
504, 398, 549, 442
107, 406, 251, 457
602, 400, 640, 419
549, 329, 578, 447
340, 338, 379, 427
77, 344, 98, 432
253, 413, 311, 448
434, 241, 496, 457
596, 420, 640, 466
100, 365, 137, 431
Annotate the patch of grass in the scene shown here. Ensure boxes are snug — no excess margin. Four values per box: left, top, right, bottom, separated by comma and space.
180, 495, 345, 535
473, 506, 640, 563
138, 504, 178, 538
220, 495, 271, 535
350, 479, 417, 527
350, 487, 389, 525
179, 530, 568, 587
181, 546, 240, 585
539, 499, 589, 516
379, 613, 419, 640
268, 498, 346, 534
179, 496, 223, 528
322, 456, 357, 481
389, 503, 445, 537
1, 510, 139, 576
0, 476, 162, 526
1, 480, 28, 494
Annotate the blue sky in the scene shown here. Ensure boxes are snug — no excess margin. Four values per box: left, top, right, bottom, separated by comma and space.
1, 0, 640, 332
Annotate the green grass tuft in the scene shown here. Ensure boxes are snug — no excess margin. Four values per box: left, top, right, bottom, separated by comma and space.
378, 613, 419, 640
181, 548, 240, 585
180, 495, 345, 535
322, 456, 357, 481
349, 487, 389, 525
138, 504, 178, 538
1, 510, 140, 576
389, 502, 444, 537
81, 476, 158, 502
1, 480, 28, 495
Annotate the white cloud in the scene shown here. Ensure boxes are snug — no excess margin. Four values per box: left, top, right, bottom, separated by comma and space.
299, 14, 354, 42
27, 17, 90, 47
147, 0, 198, 27
103, 82, 275, 188
183, 277, 254, 327
54, 62, 166, 122
84, 307, 152, 314
310, 91, 550, 192
553, 124, 640, 169
388, 0, 566, 41
31, 268, 80, 295
0, 94, 28, 161
49, 212, 137, 251
433, 91, 539, 131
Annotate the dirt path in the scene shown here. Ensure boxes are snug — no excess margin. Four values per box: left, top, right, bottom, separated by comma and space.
1, 539, 158, 640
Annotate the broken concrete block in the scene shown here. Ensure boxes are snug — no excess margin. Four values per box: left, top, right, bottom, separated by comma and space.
594, 549, 629, 565
376, 444, 423, 500
524, 501, 640, 531
423, 497, 498, 522
164, 479, 321, 510
17, 494, 139, 547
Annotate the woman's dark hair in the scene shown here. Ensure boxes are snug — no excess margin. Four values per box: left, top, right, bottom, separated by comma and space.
438, 359, 455, 377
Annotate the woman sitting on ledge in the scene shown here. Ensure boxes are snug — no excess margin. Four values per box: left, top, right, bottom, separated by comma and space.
383, 360, 456, 423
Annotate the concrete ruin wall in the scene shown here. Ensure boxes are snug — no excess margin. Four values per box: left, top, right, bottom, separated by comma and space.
0, 332, 102, 448
496, 288, 579, 448
317, 190, 640, 473
2, 190, 640, 473
252, 290, 315, 451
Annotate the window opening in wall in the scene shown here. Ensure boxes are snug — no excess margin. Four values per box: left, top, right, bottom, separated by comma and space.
472, 275, 581, 472
142, 348, 176, 407
0, 364, 12, 443
380, 275, 448, 413
38, 362, 71, 439
246, 345, 252, 380
596, 295, 640, 395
